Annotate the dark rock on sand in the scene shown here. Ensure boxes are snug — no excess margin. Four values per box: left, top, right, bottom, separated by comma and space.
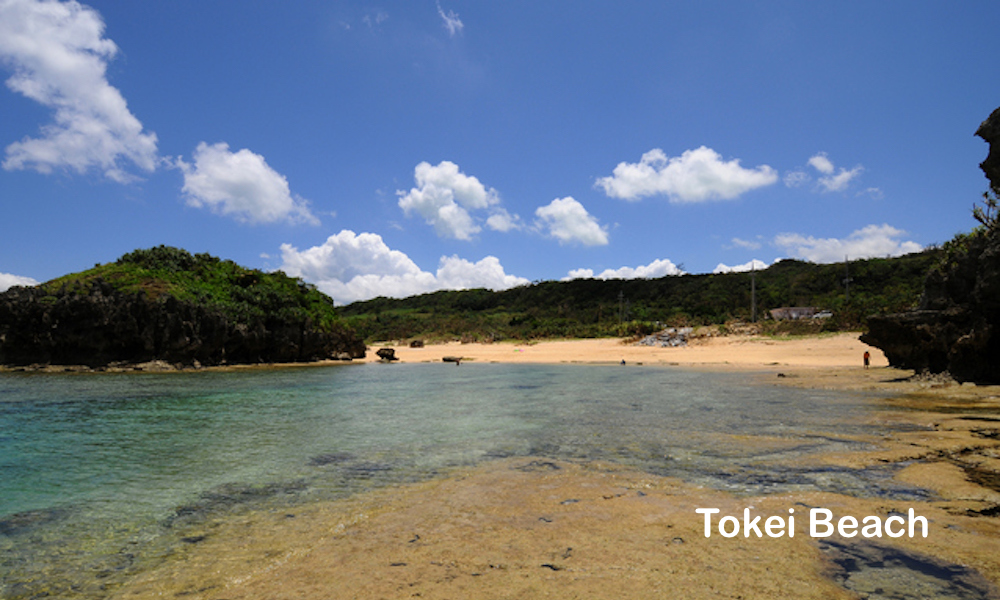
376, 348, 398, 361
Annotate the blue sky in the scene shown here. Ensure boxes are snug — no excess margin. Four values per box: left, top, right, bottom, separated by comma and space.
1, 1, 998, 303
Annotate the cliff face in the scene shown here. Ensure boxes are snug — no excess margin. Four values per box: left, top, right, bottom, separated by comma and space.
977, 106, 1000, 187
0, 279, 366, 367
0, 249, 367, 368
861, 231, 1000, 381
860, 107, 1000, 383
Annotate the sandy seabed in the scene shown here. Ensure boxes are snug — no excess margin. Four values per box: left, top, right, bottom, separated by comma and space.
110, 334, 1000, 599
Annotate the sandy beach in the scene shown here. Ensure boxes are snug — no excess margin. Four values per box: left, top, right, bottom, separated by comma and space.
363, 331, 888, 370
0, 331, 889, 375
108, 334, 1000, 600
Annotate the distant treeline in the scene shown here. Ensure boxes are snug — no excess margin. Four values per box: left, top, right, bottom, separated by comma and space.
336, 250, 942, 342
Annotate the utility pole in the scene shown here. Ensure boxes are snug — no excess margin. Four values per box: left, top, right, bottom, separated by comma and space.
843, 255, 853, 302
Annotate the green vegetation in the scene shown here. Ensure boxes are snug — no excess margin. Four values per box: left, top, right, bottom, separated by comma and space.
933, 188, 1000, 276
27, 245, 943, 345
973, 188, 1000, 231
41, 245, 342, 331
337, 249, 942, 343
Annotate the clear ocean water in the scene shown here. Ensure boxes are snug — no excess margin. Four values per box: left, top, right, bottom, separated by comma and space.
0, 363, 923, 599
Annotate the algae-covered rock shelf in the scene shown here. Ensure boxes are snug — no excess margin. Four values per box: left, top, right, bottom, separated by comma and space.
0, 246, 366, 368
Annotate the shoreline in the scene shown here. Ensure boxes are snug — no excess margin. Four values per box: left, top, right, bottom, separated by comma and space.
0, 331, 888, 375
8, 333, 1000, 598
362, 331, 889, 369
102, 336, 1000, 598
109, 373, 1000, 599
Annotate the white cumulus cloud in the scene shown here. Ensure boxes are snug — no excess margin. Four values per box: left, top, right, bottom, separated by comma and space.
565, 258, 684, 281
713, 259, 770, 274
437, 2, 463, 36
774, 224, 922, 263
279, 230, 528, 305
818, 166, 864, 192
0, 0, 158, 182
436, 255, 528, 290
807, 153, 835, 175
0, 271, 39, 291
534, 197, 609, 246
806, 152, 864, 193
596, 146, 778, 202
177, 142, 318, 225
397, 160, 501, 240
485, 207, 522, 232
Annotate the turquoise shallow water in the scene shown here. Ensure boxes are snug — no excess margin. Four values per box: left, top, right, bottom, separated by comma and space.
0, 363, 928, 598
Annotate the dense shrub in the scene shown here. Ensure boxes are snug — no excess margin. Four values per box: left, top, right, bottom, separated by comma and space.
47, 246, 342, 331
338, 249, 942, 342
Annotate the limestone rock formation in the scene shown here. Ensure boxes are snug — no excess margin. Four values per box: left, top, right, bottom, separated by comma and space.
861, 107, 1000, 383
0, 276, 367, 368
976, 107, 1000, 189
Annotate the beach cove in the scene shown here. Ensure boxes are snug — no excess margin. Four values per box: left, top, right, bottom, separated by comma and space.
2, 334, 1000, 599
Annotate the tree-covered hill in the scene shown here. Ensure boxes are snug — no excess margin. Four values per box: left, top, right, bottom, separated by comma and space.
45, 246, 344, 330
337, 249, 942, 343
0, 246, 366, 367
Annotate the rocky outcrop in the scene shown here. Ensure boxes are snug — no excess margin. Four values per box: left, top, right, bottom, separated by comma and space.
976, 107, 1000, 188
861, 235, 998, 381
0, 278, 367, 368
861, 108, 1000, 383
375, 348, 398, 361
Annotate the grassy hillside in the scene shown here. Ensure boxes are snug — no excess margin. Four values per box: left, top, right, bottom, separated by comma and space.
337, 249, 942, 343
41, 245, 343, 332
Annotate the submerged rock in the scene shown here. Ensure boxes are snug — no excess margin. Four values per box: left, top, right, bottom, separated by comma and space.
307, 452, 355, 466
0, 506, 71, 537
819, 539, 1000, 600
